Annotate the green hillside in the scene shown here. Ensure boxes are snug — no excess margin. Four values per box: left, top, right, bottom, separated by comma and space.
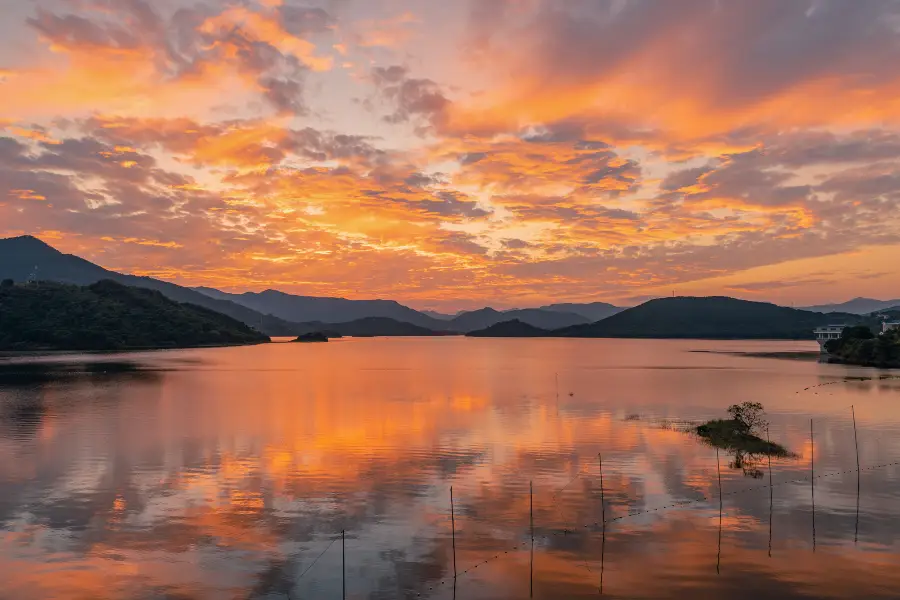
557, 296, 867, 340
0, 280, 269, 351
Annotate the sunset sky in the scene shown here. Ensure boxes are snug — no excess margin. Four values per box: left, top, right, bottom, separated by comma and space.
2, 0, 900, 310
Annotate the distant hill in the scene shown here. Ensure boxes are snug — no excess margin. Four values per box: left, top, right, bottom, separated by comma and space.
557, 296, 867, 340
466, 320, 551, 338
0, 280, 269, 351
421, 310, 456, 320
0, 236, 303, 336
448, 307, 588, 332
193, 287, 445, 329
300, 317, 447, 337
802, 297, 900, 315
539, 302, 624, 322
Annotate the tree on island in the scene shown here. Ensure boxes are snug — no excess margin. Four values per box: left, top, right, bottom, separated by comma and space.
697, 402, 791, 478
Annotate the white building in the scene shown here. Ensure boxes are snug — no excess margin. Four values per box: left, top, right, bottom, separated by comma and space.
814, 324, 847, 353
884, 321, 900, 335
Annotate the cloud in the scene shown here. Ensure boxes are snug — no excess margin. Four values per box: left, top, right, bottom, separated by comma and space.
444, 0, 900, 141
3, 0, 900, 306
371, 65, 450, 132
4, 0, 336, 119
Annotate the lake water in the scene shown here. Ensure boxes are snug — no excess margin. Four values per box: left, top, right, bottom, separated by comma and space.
0, 338, 899, 600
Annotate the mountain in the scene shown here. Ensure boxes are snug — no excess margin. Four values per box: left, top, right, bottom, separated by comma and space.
0, 280, 269, 351
448, 307, 588, 332
801, 297, 900, 315
193, 288, 446, 329
557, 296, 867, 340
421, 310, 456, 320
539, 302, 625, 322
466, 319, 551, 338
0, 236, 303, 336
300, 317, 446, 337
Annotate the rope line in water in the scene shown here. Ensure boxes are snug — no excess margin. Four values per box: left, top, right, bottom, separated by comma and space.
408, 459, 900, 596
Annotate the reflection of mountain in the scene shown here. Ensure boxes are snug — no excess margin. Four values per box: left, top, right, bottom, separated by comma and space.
0, 280, 269, 350
558, 296, 867, 339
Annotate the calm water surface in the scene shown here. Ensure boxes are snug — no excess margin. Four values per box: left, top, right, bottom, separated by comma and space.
0, 338, 899, 599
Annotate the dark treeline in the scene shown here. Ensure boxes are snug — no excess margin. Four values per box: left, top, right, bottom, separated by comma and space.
0, 279, 269, 351
826, 325, 900, 369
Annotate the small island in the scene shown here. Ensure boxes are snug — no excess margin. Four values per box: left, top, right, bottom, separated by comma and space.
825, 325, 900, 369
293, 332, 330, 343
0, 279, 269, 351
696, 402, 791, 478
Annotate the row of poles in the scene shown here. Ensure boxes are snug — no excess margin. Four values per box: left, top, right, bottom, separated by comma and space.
325, 405, 864, 598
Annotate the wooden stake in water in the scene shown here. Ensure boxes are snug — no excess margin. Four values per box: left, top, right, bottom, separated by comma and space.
555, 373, 560, 416
716, 447, 723, 575
342, 529, 346, 600
810, 419, 816, 552
450, 486, 457, 579
852, 406, 860, 544
766, 427, 774, 558
599, 455, 606, 595
530, 480, 534, 598
598, 454, 606, 524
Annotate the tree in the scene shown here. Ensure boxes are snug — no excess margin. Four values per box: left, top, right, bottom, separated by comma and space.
0, 279, 13, 288
842, 325, 875, 340
727, 402, 767, 435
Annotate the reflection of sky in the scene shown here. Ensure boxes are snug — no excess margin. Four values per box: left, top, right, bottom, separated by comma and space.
0, 339, 898, 598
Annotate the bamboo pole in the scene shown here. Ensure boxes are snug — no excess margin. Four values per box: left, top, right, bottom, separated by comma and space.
342, 530, 346, 600
810, 419, 816, 552
766, 427, 773, 558
451, 486, 457, 579
716, 447, 723, 575
852, 406, 860, 544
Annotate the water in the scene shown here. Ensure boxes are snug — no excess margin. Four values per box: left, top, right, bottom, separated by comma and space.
0, 338, 898, 599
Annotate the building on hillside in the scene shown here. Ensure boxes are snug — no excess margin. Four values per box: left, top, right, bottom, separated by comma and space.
883, 321, 900, 335
814, 324, 847, 353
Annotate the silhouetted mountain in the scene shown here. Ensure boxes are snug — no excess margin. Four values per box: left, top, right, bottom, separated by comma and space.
801, 297, 900, 315
466, 320, 551, 338
448, 307, 588, 332
193, 287, 446, 329
0, 280, 268, 351
296, 317, 446, 337
557, 296, 867, 340
539, 302, 625, 321
421, 310, 456, 321
447, 307, 502, 332
0, 236, 302, 336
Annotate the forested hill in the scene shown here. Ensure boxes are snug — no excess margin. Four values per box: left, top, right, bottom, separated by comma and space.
557, 296, 867, 339
0, 280, 269, 351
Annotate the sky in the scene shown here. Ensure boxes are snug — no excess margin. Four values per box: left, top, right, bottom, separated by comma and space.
2, 0, 900, 310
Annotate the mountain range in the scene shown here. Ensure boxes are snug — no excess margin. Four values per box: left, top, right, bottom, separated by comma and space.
0, 236, 621, 335
0, 235, 894, 340
800, 297, 900, 315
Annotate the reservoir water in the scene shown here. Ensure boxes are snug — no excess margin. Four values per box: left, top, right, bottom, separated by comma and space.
0, 338, 899, 599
